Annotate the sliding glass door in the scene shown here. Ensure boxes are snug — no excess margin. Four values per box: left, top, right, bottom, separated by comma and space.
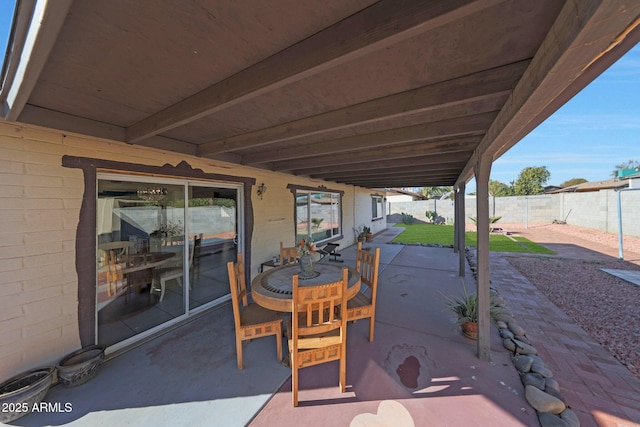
187, 184, 239, 310
96, 174, 241, 349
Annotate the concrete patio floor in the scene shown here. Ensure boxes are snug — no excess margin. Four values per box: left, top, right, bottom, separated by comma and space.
13, 225, 640, 426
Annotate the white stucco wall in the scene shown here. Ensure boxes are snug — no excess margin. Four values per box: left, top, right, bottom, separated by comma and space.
0, 120, 382, 378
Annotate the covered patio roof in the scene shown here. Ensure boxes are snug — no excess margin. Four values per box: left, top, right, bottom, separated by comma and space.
2, 0, 639, 188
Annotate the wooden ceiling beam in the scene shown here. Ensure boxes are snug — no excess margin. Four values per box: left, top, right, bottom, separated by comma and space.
126, 0, 504, 144
347, 177, 458, 187
335, 172, 459, 184
308, 162, 466, 180
291, 151, 473, 175
309, 170, 462, 184
242, 112, 496, 165
271, 136, 480, 171
18, 105, 200, 156
198, 61, 526, 156
341, 171, 459, 180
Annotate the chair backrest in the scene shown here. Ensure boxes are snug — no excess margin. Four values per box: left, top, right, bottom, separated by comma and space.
193, 234, 202, 260
292, 268, 348, 337
356, 242, 380, 297
98, 241, 134, 263
187, 234, 201, 267
227, 254, 249, 327
280, 241, 299, 265
104, 249, 124, 296
190, 234, 202, 277
105, 249, 121, 275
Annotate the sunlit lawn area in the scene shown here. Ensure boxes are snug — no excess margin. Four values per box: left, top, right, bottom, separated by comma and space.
393, 224, 556, 254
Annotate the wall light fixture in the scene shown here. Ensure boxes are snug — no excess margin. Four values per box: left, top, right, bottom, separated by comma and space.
257, 183, 267, 199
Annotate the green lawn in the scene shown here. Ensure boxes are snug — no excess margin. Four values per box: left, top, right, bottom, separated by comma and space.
392, 224, 555, 254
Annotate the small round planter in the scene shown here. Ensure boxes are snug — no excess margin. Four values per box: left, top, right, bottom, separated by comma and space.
56, 345, 105, 387
0, 366, 55, 423
461, 321, 478, 340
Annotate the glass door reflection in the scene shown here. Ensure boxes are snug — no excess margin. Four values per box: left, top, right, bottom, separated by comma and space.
187, 185, 239, 310
96, 179, 186, 347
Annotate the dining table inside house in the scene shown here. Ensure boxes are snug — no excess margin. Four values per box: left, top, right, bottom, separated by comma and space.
97, 250, 178, 322
100, 247, 177, 300
250, 262, 361, 312
121, 251, 176, 286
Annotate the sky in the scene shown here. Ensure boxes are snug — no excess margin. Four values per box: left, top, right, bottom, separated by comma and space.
468, 43, 640, 193
0, 1, 15, 53
0, 4, 638, 193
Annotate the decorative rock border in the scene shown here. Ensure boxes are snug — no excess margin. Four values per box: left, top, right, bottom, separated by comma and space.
465, 247, 581, 427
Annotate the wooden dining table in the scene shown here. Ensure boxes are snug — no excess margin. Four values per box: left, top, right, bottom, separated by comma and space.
122, 251, 176, 290
102, 250, 176, 297
250, 262, 361, 312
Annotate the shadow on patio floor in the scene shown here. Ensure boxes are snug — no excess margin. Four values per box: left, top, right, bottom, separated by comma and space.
18, 225, 640, 426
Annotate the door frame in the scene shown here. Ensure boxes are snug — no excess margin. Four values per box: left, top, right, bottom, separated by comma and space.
62, 155, 256, 350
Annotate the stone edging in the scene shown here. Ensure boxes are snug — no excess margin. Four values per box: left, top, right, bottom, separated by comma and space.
465, 247, 581, 427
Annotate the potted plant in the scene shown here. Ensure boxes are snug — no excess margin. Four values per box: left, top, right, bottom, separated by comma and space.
362, 226, 373, 242
296, 235, 316, 278
444, 287, 502, 340
354, 226, 366, 243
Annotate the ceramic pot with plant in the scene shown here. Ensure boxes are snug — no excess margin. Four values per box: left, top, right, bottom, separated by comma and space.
444, 286, 502, 340
297, 236, 316, 278
362, 226, 373, 242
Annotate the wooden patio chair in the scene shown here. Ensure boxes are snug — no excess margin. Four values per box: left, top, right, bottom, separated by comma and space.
104, 249, 124, 297
288, 268, 349, 406
280, 241, 299, 265
156, 235, 201, 301
227, 253, 283, 369
346, 242, 381, 342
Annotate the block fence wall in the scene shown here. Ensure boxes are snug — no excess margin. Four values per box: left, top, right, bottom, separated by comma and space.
388, 190, 640, 238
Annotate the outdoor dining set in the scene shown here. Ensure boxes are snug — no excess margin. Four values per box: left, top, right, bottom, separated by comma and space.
227, 241, 381, 407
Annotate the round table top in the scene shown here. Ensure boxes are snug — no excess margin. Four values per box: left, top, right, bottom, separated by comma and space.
251, 262, 361, 312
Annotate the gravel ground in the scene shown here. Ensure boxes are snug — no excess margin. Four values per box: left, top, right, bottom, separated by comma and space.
502, 222, 640, 255
502, 224, 640, 379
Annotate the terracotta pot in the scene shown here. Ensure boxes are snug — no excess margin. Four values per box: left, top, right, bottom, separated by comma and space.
461, 321, 478, 340
0, 366, 55, 423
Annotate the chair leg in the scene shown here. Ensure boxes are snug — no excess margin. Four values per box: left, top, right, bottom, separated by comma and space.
292, 357, 298, 407
369, 316, 375, 342
339, 344, 346, 393
236, 337, 244, 370
275, 329, 283, 363
155, 277, 167, 301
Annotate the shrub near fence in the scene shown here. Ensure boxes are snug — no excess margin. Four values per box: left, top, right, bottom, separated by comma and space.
388, 189, 640, 238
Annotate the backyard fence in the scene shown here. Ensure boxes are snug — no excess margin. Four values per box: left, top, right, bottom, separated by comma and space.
388, 189, 640, 238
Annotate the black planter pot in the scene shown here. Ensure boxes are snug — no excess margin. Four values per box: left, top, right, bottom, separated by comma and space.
0, 366, 55, 423
56, 345, 105, 387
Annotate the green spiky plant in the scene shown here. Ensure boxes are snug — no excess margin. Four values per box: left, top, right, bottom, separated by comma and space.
443, 286, 503, 325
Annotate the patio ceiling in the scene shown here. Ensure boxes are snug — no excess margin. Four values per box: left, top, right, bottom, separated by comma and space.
2, 0, 639, 188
